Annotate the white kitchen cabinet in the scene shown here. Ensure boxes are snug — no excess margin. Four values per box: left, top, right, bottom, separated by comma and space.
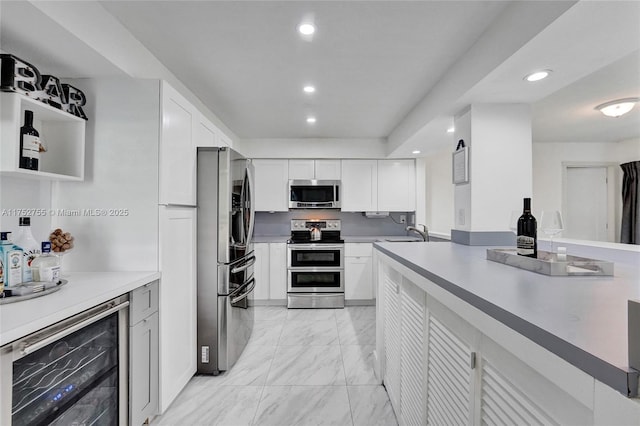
158, 206, 197, 413
341, 159, 416, 212
288, 159, 315, 179
341, 160, 378, 211
0, 92, 85, 181
253, 243, 270, 300
129, 281, 159, 426
382, 267, 401, 411
160, 81, 196, 206
288, 159, 341, 180
315, 160, 341, 179
345, 243, 374, 301
269, 243, 287, 300
377, 159, 416, 211
195, 114, 218, 148
253, 159, 289, 211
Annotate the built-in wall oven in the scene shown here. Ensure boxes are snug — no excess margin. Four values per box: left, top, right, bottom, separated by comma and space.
0, 295, 129, 425
287, 219, 344, 308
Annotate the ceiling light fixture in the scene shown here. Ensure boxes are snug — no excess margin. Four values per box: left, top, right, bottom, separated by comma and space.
306, 117, 316, 124
412, 150, 421, 155
595, 98, 639, 118
303, 85, 316, 94
298, 23, 315, 36
524, 70, 552, 82
447, 127, 455, 133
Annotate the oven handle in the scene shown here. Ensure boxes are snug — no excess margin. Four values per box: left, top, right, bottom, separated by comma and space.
231, 278, 256, 304
287, 244, 345, 250
19, 300, 130, 357
231, 255, 256, 274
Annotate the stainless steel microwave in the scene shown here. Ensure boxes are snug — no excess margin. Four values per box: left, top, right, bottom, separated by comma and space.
289, 180, 341, 209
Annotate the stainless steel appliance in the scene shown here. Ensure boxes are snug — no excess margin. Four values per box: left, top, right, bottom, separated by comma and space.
289, 180, 341, 209
0, 295, 129, 425
287, 219, 344, 308
197, 147, 256, 375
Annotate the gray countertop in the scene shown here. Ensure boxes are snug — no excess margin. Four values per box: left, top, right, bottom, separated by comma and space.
374, 241, 640, 396
253, 235, 422, 243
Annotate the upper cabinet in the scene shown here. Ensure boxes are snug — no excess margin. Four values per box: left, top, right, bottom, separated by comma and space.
160, 82, 197, 206
288, 159, 341, 180
0, 92, 85, 181
253, 159, 289, 212
378, 160, 416, 211
341, 160, 378, 211
195, 113, 232, 148
342, 159, 415, 212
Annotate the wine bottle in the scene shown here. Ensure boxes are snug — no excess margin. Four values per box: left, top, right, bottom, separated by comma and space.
516, 197, 537, 258
19, 110, 40, 170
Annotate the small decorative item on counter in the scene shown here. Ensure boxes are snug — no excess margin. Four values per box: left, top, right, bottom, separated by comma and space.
14, 217, 40, 283
49, 228, 74, 252
31, 242, 60, 282
0, 232, 24, 287
556, 247, 567, 261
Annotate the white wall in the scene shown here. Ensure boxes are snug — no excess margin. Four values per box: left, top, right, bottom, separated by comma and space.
239, 138, 387, 159
422, 149, 454, 237
0, 178, 52, 242
454, 104, 532, 232
532, 138, 640, 242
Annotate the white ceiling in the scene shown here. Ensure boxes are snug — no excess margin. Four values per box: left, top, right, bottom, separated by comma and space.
1, 1, 639, 154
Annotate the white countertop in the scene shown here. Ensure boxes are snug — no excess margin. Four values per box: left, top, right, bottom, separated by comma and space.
0, 271, 161, 346
374, 241, 640, 396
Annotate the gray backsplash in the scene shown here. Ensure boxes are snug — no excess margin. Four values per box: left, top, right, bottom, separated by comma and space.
255, 211, 414, 236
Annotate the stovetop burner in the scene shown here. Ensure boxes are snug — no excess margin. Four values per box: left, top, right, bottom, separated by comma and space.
289, 219, 342, 244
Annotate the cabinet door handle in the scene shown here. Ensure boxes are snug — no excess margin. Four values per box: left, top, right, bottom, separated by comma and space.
470, 352, 477, 369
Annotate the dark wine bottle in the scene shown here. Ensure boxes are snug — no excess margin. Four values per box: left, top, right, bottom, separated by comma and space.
516, 197, 537, 258
19, 110, 40, 170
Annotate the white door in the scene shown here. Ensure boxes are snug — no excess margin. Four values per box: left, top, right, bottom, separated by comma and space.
342, 160, 378, 211
253, 159, 289, 212
564, 167, 608, 241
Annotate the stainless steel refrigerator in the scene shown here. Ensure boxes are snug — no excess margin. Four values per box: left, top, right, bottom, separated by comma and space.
197, 147, 256, 375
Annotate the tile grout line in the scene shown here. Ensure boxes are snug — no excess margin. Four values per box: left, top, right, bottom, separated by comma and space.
250, 307, 289, 425
336, 309, 356, 426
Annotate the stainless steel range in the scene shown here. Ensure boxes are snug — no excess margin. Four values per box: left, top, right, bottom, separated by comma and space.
287, 219, 344, 309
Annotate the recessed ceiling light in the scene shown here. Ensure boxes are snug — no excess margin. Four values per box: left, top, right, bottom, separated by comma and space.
298, 23, 315, 36
595, 98, 639, 118
412, 150, 421, 155
306, 117, 316, 124
303, 85, 316, 94
447, 127, 455, 133
524, 70, 552, 82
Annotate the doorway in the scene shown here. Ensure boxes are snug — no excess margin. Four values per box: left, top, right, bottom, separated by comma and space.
562, 164, 618, 242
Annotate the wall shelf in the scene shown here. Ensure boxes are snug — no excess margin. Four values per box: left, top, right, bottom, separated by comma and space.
0, 92, 85, 181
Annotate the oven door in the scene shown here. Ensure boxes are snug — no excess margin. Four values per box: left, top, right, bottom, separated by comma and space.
287, 244, 344, 269
288, 268, 345, 293
0, 296, 129, 426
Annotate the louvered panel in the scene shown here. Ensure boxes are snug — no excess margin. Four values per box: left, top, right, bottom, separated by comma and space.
383, 275, 401, 409
400, 287, 426, 426
481, 362, 557, 426
427, 315, 470, 426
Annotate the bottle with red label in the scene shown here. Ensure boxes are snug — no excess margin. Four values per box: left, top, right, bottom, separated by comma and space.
19, 110, 41, 170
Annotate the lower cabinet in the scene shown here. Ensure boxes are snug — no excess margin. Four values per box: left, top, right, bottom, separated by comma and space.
345, 243, 374, 302
129, 281, 159, 426
253, 242, 287, 302
377, 259, 596, 426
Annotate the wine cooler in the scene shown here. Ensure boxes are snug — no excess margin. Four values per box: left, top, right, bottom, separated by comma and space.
0, 295, 129, 425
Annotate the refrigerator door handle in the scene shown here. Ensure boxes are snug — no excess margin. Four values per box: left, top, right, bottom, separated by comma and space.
231, 255, 256, 274
230, 278, 256, 304
245, 163, 256, 246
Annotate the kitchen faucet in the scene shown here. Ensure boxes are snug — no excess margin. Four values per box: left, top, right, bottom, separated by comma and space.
406, 224, 429, 242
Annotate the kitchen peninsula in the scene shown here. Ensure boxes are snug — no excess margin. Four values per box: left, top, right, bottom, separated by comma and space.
374, 241, 640, 425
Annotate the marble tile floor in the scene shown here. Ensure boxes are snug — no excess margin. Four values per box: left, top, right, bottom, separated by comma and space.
153, 306, 397, 426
